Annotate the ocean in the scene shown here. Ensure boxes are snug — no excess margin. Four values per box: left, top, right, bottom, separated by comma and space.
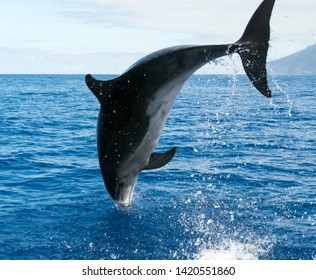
0, 74, 315, 260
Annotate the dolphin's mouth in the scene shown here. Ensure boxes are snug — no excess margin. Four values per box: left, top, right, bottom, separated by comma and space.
114, 184, 135, 207
116, 196, 132, 207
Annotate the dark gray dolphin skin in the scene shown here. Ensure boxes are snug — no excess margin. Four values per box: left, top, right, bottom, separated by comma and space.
86, 0, 275, 207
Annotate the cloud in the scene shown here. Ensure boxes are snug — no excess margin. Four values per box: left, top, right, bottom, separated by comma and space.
0, 22, 10, 28
1, 0, 315, 73
58, 0, 316, 57
59, 0, 138, 27
0, 47, 244, 74
58, 0, 261, 43
0, 47, 149, 74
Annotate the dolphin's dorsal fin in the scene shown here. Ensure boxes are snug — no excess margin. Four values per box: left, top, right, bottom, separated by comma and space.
85, 74, 116, 103
143, 147, 177, 170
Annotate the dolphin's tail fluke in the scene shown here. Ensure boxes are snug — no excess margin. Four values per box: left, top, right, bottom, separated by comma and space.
235, 0, 275, 98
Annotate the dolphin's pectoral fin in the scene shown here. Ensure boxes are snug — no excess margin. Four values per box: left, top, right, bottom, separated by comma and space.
143, 147, 177, 171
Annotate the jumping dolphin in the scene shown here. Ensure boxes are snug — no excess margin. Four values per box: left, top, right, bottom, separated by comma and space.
86, 0, 275, 206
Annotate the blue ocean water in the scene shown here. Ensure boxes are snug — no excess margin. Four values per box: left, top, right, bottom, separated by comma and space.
0, 74, 315, 260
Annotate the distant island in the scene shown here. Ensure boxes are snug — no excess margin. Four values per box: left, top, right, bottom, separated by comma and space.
269, 44, 316, 75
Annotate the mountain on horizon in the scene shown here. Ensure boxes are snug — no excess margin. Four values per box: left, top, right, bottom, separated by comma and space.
269, 44, 316, 75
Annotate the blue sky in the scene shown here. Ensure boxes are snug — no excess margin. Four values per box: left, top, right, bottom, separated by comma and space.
0, 0, 315, 74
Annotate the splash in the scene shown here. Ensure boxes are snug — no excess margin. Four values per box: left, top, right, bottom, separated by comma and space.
174, 185, 276, 261
268, 66, 293, 117
195, 238, 273, 260
228, 54, 239, 96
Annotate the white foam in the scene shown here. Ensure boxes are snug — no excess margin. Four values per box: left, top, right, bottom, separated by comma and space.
195, 239, 272, 260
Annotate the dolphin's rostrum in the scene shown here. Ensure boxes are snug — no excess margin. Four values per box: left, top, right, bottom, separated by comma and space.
86, 0, 276, 206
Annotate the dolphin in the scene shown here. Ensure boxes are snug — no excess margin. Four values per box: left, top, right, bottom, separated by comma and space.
86, 0, 275, 206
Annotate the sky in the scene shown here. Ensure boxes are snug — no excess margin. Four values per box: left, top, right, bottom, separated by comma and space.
0, 0, 315, 74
